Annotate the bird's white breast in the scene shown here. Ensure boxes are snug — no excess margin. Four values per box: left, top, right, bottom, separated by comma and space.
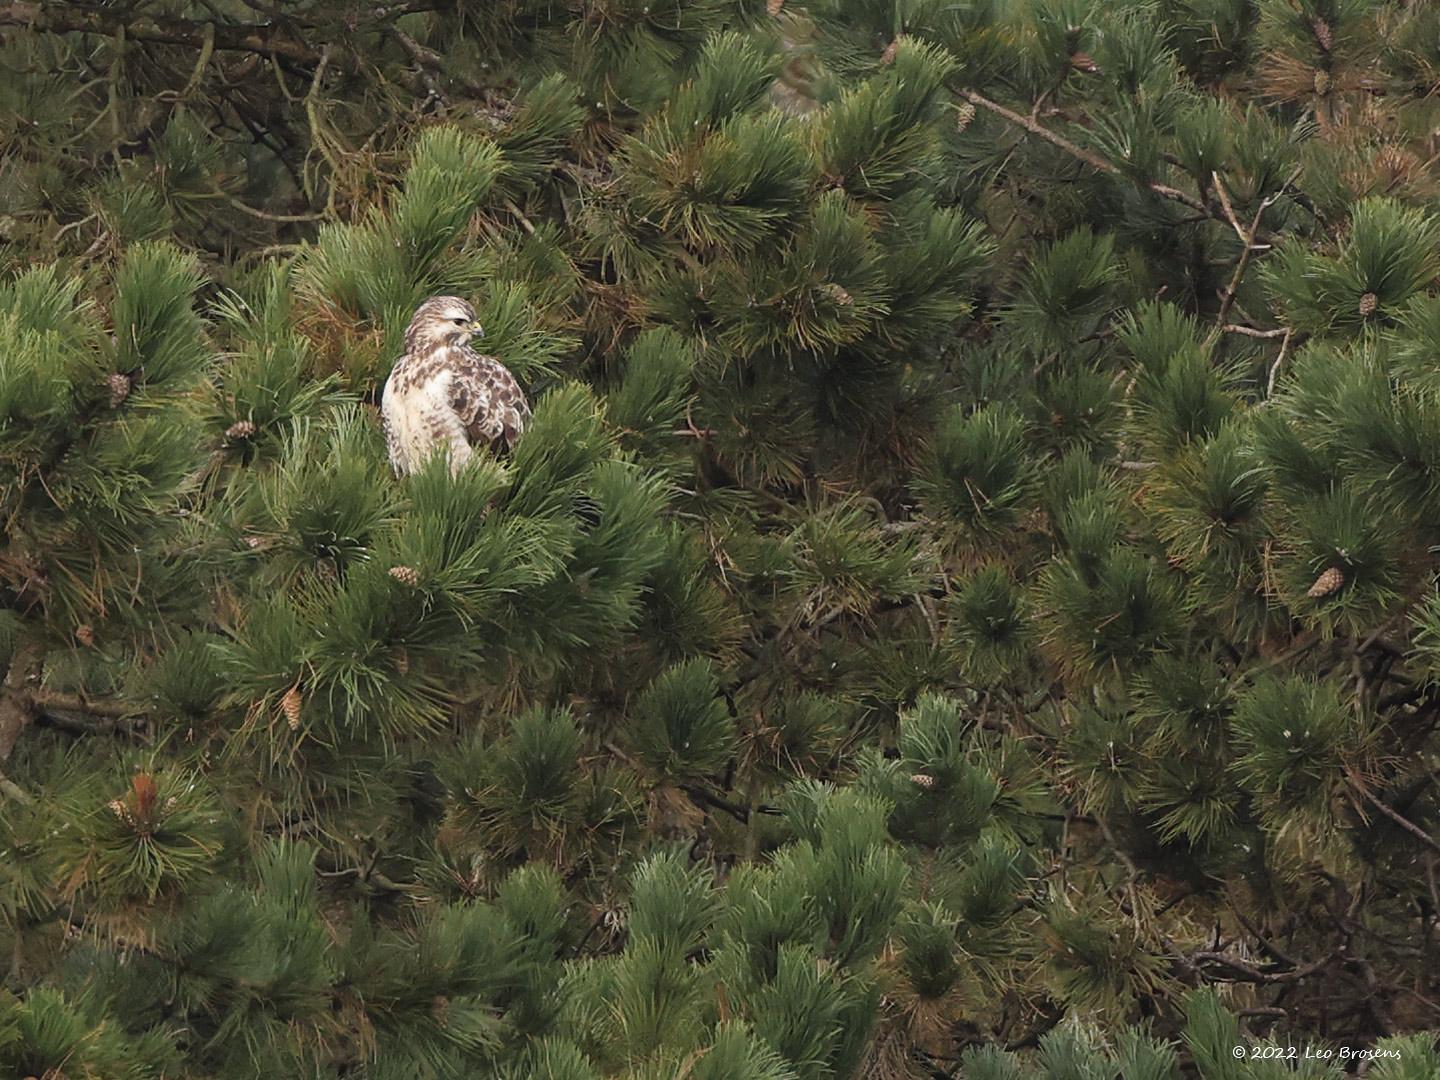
382, 365, 469, 475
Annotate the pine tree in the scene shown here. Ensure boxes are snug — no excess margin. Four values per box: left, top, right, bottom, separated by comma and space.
4, 1, 1440, 1077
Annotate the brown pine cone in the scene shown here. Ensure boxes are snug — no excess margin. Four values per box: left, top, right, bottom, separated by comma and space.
74, 624, 95, 647
910, 773, 936, 788
1358, 292, 1378, 317
389, 565, 420, 587
226, 419, 257, 440
1312, 17, 1333, 52
280, 686, 302, 729
1307, 566, 1345, 598
106, 372, 132, 408
955, 101, 977, 133
1313, 69, 1330, 96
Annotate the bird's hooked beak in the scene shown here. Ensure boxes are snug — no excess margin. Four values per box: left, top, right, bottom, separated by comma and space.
468, 322, 484, 339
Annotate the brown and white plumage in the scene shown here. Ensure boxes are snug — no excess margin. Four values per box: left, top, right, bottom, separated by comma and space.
381, 296, 530, 476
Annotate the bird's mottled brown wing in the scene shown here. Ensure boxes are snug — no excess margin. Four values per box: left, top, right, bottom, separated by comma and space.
489, 357, 531, 447
448, 349, 530, 449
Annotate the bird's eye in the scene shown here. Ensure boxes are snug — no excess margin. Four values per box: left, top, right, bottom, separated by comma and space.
451, 317, 467, 325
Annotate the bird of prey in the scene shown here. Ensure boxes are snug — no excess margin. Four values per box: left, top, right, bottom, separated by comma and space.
381, 296, 530, 477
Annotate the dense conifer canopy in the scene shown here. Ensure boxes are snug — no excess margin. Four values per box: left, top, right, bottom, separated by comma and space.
2, 1, 1440, 1076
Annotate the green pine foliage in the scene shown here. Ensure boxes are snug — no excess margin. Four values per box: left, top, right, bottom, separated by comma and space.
4, 0, 1440, 1076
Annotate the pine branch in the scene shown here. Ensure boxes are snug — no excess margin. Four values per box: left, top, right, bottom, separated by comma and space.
1349, 776, 1440, 854
1220, 324, 1290, 339
0, 2, 454, 72
0, 640, 42, 761
391, 27, 449, 106
679, 783, 751, 822
1209, 170, 1296, 336
0, 770, 32, 803
1189, 949, 1334, 983
959, 90, 1209, 214
1264, 327, 1296, 396
32, 690, 145, 720
0, 2, 327, 65
678, 783, 781, 822
1230, 906, 1301, 969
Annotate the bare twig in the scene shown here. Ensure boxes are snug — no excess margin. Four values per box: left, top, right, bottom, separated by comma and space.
1266, 328, 1295, 397
1211, 172, 1253, 244
1349, 776, 1440, 854
1190, 949, 1333, 984
959, 89, 1223, 220
503, 198, 537, 236
1094, 813, 1141, 881
219, 187, 327, 222
1209, 170, 1294, 334
679, 783, 752, 823
1221, 324, 1290, 339
392, 27, 448, 107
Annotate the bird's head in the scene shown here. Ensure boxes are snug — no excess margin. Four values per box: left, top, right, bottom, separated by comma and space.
405, 296, 484, 350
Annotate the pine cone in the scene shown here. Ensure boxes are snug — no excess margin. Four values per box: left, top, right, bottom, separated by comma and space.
106, 372, 132, 408
822, 283, 853, 306
389, 565, 420, 587
1358, 292, 1378, 317
1307, 566, 1345, 598
910, 773, 936, 788
314, 557, 339, 584
955, 101, 977, 133
74, 624, 95, 647
766, 0, 783, 13
225, 419, 257, 441
393, 646, 410, 676
280, 686, 302, 729
1070, 51, 1099, 73
1312, 17, 1333, 52
1313, 69, 1330, 96
880, 37, 901, 65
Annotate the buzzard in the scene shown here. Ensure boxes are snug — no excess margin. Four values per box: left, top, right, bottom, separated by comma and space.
381, 296, 530, 476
